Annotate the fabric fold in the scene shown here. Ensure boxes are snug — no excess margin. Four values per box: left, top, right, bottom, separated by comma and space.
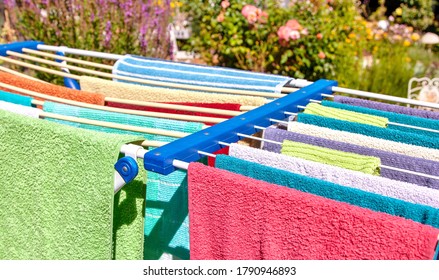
228, 144, 439, 209
304, 102, 388, 127
0, 72, 105, 105
0, 110, 145, 259
113, 55, 292, 94
0, 100, 41, 118
322, 100, 439, 138
189, 162, 439, 260
297, 113, 439, 149
281, 139, 381, 175
334, 95, 439, 120
80, 76, 266, 106
264, 127, 439, 189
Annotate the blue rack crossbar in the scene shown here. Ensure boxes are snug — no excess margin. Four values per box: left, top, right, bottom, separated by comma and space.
144, 79, 337, 175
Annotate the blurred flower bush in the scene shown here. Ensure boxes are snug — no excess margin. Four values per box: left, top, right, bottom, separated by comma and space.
182, 0, 437, 97
4, 0, 172, 59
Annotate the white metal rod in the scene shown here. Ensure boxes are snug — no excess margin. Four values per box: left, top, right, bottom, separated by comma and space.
236, 133, 283, 145
284, 111, 298, 116
119, 144, 148, 159
172, 159, 189, 170
198, 151, 217, 158
254, 125, 267, 130
269, 118, 289, 125
218, 141, 231, 146
388, 122, 439, 134
37, 44, 124, 60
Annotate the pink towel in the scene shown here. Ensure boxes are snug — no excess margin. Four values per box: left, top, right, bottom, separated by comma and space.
188, 163, 439, 260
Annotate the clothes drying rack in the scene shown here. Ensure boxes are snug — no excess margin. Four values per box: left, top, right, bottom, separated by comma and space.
1, 40, 439, 259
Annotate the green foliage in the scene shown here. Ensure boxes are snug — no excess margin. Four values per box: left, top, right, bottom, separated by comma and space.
394, 0, 435, 30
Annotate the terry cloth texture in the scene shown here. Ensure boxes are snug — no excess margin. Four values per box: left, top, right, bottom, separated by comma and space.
107, 102, 241, 126
288, 122, 439, 162
189, 162, 439, 260
0, 72, 105, 105
80, 76, 267, 106
43, 101, 203, 143
0, 110, 145, 259
334, 95, 439, 120
0, 100, 41, 118
322, 100, 439, 138
304, 102, 388, 127
264, 127, 439, 189
0, 90, 33, 106
229, 144, 439, 209
41, 101, 204, 260
216, 155, 439, 228
112, 55, 292, 94
281, 139, 381, 175
297, 114, 439, 149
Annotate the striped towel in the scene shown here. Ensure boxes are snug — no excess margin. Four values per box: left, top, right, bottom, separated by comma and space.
113, 55, 292, 94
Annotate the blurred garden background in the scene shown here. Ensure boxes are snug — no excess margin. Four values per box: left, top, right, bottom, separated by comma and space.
0, 0, 438, 98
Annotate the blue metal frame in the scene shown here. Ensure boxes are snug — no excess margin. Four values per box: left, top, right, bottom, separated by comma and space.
144, 79, 337, 175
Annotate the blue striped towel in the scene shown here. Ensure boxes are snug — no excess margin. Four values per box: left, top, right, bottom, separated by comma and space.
0, 90, 33, 106
113, 55, 292, 94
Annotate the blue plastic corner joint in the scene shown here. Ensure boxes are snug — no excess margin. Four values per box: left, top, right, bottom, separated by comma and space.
0, 40, 45, 56
144, 79, 338, 175
114, 156, 139, 183
55, 51, 81, 90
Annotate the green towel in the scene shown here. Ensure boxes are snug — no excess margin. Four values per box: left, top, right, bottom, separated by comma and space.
0, 110, 145, 259
281, 140, 381, 175
304, 103, 388, 128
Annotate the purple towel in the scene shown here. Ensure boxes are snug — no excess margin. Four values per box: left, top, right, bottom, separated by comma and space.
334, 96, 439, 120
263, 127, 439, 190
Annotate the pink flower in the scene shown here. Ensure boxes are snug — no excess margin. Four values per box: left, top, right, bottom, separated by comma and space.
316, 33, 323, 40
241, 5, 256, 18
221, 0, 230, 9
217, 12, 225, 23
318, 51, 326, 59
286, 19, 302, 30
301, 28, 309, 36
289, 30, 301, 40
258, 10, 268, 23
277, 26, 292, 41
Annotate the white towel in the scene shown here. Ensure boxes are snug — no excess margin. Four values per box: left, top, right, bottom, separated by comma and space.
0, 101, 41, 118
288, 122, 439, 162
229, 143, 439, 209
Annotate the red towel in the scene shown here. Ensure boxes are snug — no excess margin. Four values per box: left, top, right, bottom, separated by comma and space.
0, 72, 105, 105
188, 163, 439, 260
107, 102, 241, 125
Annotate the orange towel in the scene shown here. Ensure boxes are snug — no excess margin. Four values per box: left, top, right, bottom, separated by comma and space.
0, 72, 105, 105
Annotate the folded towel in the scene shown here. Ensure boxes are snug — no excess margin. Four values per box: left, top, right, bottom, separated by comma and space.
106, 102, 241, 125
304, 102, 388, 127
281, 139, 381, 175
80, 76, 266, 106
323, 100, 439, 138
189, 162, 439, 259
264, 127, 439, 189
113, 55, 292, 94
297, 113, 439, 149
0, 72, 105, 105
43, 101, 203, 143
288, 122, 439, 161
0, 90, 33, 106
217, 154, 439, 227
229, 144, 439, 209
0, 100, 41, 118
0, 110, 145, 259
334, 95, 439, 120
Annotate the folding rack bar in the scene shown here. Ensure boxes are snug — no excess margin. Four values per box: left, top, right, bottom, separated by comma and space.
144, 79, 338, 175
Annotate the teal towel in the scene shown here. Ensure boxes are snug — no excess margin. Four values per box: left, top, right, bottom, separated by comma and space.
323, 100, 439, 138
0, 110, 145, 259
215, 155, 439, 228
42, 102, 203, 260
304, 102, 388, 127
297, 113, 439, 149
0, 90, 33, 106
43, 101, 204, 142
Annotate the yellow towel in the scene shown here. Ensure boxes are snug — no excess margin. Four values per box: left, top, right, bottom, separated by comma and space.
80, 76, 267, 106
